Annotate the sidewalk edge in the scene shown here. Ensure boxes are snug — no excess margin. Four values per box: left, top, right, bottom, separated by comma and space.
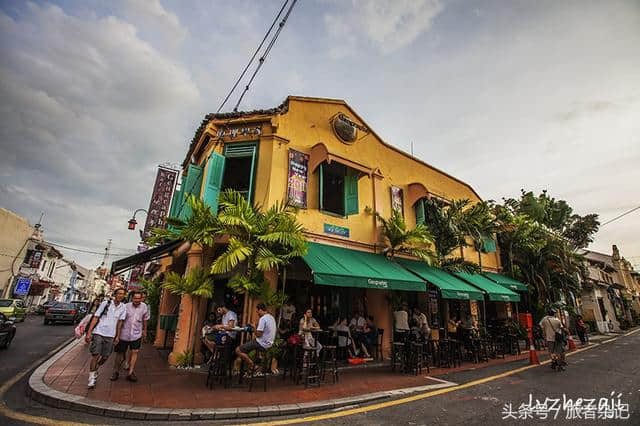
28, 328, 640, 421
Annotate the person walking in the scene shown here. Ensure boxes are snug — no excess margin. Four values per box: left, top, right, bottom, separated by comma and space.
84, 288, 127, 389
539, 309, 567, 371
575, 315, 588, 345
111, 291, 149, 382
235, 303, 276, 374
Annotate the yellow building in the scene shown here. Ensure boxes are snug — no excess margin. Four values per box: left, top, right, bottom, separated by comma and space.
129, 96, 521, 364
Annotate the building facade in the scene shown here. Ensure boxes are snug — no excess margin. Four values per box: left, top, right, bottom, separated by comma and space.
0, 208, 34, 298
143, 96, 519, 365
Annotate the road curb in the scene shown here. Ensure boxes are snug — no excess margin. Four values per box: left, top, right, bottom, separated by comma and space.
26, 339, 462, 421
28, 328, 640, 421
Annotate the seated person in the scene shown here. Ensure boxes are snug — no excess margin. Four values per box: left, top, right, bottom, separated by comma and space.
330, 317, 358, 358
236, 303, 276, 373
470, 319, 481, 338
299, 308, 322, 354
278, 318, 294, 340
363, 315, 378, 354
393, 303, 410, 335
201, 312, 217, 358
448, 316, 461, 339
214, 304, 238, 342
413, 309, 431, 340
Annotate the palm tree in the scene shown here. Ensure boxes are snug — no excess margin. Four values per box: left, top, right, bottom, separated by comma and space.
163, 266, 213, 365
151, 190, 308, 323
211, 190, 308, 322
373, 209, 436, 263
460, 201, 500, 271
422, 198, 480, 273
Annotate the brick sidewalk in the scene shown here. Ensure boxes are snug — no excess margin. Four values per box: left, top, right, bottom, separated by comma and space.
41, 340, 537, 409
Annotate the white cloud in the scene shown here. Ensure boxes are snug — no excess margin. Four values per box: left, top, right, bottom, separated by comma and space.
324, 0, 444, 56
121, 0, 188, 48
0, 2, 200, 267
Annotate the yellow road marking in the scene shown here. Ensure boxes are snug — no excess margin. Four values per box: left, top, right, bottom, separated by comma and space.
244, 334, 628, 425
0, 338, 93, 426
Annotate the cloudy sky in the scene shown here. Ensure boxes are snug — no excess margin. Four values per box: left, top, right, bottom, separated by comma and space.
1, 0, 639, 270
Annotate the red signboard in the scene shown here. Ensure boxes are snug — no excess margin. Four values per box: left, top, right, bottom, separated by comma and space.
143, 167, 178, 239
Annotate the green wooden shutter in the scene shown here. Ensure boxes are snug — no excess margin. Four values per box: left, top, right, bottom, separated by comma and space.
167, 187, 182, 231
203, 153, 225, 213
482, 236, 497, 253
415, 199, 426, 225
344, 171, 359, 216
319, 163, 324, 211
179, 164, 203, 221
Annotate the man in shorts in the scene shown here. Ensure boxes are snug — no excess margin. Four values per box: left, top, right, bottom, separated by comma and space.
84, 288, 127, 389
235, 303, 276, 373
111, 291, 149, 382
539, 308, 567, 370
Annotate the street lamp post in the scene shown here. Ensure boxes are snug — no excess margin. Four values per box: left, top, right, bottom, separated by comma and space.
127, 209, 148, 231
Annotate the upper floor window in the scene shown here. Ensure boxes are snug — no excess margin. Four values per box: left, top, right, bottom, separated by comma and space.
221, 142, 258, 203
319, 162, 359, 217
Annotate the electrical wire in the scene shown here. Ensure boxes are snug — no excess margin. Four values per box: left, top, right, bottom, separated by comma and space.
216, 0, 290, 113
232, 0, 298, 112
600, 205, 640, 227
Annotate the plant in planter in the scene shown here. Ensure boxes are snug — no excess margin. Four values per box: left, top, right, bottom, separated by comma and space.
175, 350, 193, 368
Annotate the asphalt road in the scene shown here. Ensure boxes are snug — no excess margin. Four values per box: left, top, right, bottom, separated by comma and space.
312, 332, 640, 425
1, 321, 638, 425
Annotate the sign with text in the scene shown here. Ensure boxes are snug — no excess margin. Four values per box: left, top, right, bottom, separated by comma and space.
323, 223, 350, 238
390, 186, 404, 217
14, 277, 32, 296
143, 167, 179, 239
287, 149, 309, 208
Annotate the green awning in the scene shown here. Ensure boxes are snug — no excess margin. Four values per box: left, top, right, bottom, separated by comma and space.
397, 259, 484, 301
482, 272, 528, 292
454, 272, 520, 302
302, 243, 426, 292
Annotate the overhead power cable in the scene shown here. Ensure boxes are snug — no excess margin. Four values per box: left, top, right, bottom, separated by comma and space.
600, 205, 640, 227
216, 0, 290, 113
233, 0, 298, 112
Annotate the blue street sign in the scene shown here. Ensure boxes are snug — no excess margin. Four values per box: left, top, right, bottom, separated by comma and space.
14, 277, 32, 296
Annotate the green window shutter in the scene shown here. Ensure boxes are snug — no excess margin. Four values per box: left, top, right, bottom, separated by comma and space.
415, 199, 426, 225
203, 153, 225, 213
319, 163, 324, 210
167, 187, 182, 231
344, 171, 359, 216
179, 164, 203, 221
482, 236, 497, 253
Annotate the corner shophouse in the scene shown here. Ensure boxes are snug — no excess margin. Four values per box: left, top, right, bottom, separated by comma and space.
151, 96, 521, 365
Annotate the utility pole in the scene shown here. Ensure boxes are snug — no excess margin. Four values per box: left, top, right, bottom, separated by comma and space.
100, 239, 112, 269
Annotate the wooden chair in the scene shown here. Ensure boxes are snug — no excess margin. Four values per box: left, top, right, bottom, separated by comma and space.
206, 343, 233, 389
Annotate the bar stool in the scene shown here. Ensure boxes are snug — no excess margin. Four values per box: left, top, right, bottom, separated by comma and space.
391, 330, 408, 372
300, 346, 321, 388
407, 341, 425, 375
320, 335, 339, 384
282, 343, 302, 383
248, 349, 272, 392
206, 343, 233, 389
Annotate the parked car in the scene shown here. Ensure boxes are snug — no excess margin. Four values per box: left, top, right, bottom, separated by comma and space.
0, 313, 17, 349
70, 300, 90, 315
44, 302, 81, 325
36, 300, 57, 315
0, 299, 27, 322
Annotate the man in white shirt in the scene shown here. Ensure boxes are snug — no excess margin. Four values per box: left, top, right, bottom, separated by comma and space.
84, 288, 127, 389
235, 303, 276, 372
111, 291, 149, 383
215, 304, 238, 340
539, 308, 567, 370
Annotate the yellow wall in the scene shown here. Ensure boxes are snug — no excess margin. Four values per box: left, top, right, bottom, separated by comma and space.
0, 208, 33, 297
192, 96, 500, 271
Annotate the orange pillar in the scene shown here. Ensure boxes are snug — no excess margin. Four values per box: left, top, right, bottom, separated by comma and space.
153, 287, 180, 348
367, 289, 392, 359
168, 245, 203, 366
